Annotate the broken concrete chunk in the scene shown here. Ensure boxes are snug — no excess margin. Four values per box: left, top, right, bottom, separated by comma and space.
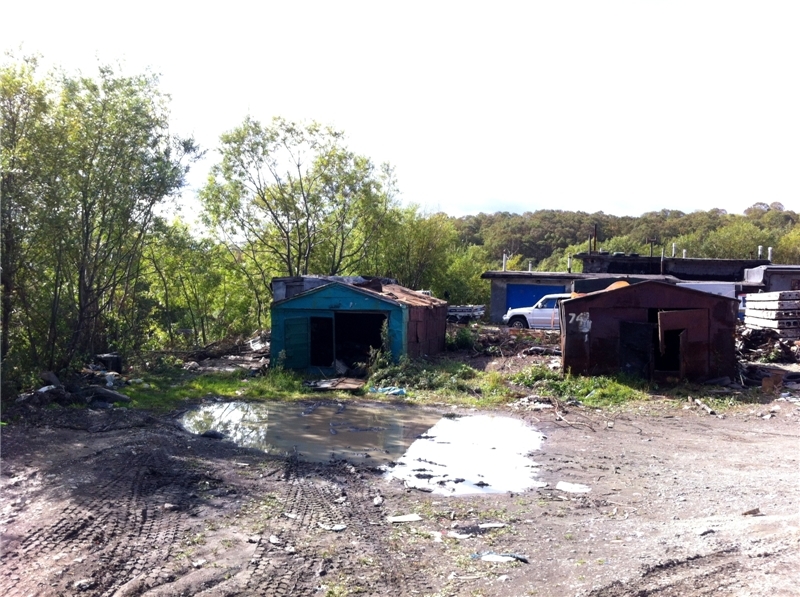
40, 371, 63, 387
88, 385, 131, 402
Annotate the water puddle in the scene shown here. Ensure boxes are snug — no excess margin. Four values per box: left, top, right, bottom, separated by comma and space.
384, 414, 546, 495
181, 401, 440, 465
182, 402, 546, 495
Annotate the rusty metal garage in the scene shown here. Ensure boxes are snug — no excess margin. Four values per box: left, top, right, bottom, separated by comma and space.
560, 281, 738, 381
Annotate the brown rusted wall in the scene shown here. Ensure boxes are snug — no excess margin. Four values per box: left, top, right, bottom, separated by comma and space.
407, 305, 447, 358
561, 282, 737, 380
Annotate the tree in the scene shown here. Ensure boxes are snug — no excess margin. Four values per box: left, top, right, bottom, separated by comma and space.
700, 219, 779, 259
0, 55, 51, 366
1, 57, 198, 383
201, 117, 395, 279
377, 208, 457, 290
435, 245, 492, 305
774, 224, 800, 264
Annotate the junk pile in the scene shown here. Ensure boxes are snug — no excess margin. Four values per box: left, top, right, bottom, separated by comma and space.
181, 332, 271, 374
15, 359, 134, 410
736, 326, 800, 364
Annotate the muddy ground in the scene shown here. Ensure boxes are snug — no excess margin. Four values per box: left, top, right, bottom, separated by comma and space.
2, 381, 799, 597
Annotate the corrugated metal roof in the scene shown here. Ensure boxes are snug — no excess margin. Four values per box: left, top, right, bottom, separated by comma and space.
272, 281, 448, 308
362, 284, 448, 308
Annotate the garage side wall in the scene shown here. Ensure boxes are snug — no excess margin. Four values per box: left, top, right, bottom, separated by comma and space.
407, 305, 447, 358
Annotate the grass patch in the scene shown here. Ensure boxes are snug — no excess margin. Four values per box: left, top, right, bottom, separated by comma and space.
367, 356, 513, 407
512, 365, 649, 407
122, 367, 310, 411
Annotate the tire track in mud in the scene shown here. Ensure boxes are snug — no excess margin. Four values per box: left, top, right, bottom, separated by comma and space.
0, 431, 200, 597
1, 428, 437, 596
586, 549, 743, 596
245, 460, 434, 597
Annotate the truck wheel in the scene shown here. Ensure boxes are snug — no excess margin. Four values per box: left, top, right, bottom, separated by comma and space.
508, 317, 528, 329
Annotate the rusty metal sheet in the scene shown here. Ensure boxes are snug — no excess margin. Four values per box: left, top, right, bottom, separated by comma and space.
657, 309, 707, 353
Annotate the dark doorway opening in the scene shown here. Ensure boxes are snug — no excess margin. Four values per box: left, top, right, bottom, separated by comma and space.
619, 321, 654, 379
335, 312, 387, 369
309, 317, 334, 367
654, 328, 682, 373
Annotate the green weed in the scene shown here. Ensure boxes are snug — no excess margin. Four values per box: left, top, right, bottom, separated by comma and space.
512, 366, 648, 406
446, 327, 476, 351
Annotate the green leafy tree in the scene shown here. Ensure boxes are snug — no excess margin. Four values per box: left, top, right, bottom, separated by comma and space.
435, 245, 492, 305
774, 224, 800, 264
1, 57, 198, 383
377, 208, 457, 290
700, 219, 779, 259
201, 117, 395, 279
1, 55, 51, 369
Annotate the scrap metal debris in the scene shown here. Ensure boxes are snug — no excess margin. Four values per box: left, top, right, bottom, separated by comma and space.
737, 326, 800, 364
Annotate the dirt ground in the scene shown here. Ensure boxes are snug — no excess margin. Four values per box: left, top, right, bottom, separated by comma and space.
2, 372, 799, 597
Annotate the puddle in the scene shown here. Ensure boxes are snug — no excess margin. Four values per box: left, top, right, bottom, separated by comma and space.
384, 414, 546, 495
182, 403, 546, 495
181, 401, 440, 465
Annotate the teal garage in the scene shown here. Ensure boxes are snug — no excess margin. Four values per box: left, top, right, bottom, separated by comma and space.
270, 281, 447, 375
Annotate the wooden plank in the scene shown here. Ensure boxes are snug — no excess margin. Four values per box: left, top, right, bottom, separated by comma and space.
306, 378, 365, 391
417, 321, 428, 342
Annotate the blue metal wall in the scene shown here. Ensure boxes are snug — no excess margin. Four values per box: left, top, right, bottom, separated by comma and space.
506, 284, 565, 311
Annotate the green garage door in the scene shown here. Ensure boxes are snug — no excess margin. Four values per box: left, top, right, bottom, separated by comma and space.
284, 318, 309, 369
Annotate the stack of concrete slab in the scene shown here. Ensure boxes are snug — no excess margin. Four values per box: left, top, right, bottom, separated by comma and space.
744, 291, 800, 339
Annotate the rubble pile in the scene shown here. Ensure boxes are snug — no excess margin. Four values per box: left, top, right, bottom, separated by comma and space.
464, 325, 560, 358
185, 331, 270, 363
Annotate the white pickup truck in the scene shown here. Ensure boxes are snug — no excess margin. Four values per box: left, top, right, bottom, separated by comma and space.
502, 293, 572, 330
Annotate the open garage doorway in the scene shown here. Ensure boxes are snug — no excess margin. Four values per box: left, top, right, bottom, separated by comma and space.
334, 312, 387, 370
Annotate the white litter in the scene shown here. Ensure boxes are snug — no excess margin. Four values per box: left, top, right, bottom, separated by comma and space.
387, 514, 422, 523
478, 522, 507, 529
556, 481, 591, 493
318, 522, 347, 532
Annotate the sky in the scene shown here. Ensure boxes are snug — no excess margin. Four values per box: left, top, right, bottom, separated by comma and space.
5, 1, 799, 219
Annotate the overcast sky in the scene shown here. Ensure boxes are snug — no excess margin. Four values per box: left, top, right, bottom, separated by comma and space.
6, 1, 799, 218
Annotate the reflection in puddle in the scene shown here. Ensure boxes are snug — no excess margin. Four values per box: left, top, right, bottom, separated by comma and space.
384, 415, 546, 495
181, 401, 440, 465
182, 403, 546, 496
